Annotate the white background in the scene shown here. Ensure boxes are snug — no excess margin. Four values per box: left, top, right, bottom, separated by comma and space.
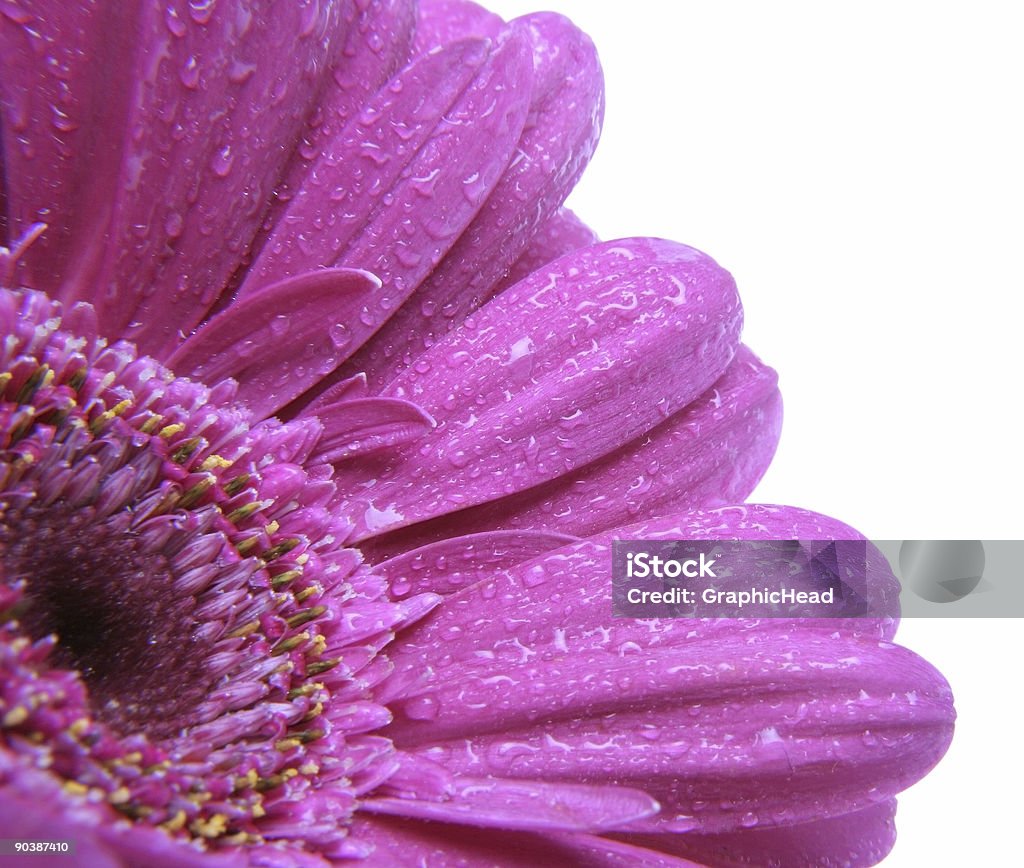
489, 2, 1023, 865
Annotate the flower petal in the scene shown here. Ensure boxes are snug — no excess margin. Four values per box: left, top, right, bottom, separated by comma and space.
309, 396, 436, 463
363, 760, 659, 832
238, 30, 534, 352
375, 508, 949, 835
620, 799, 897, 868
2, 1, 352, 355
413, 0, 505, 52
267, 0, 417, 224
346, 11, 605, 388
496, 207, 600, 295
374, 529, 578, 596
0, 756, 244, 867
167, 268, 380, 417
1, 1, 128, 299
351, 815, 703, 867
335, 238, 742, 542
361, 344, 781, 561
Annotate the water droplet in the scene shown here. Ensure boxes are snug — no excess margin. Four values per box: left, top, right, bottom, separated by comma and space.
403, 694, 439, 721
211, 145, 234, 177
461, 171, 487, 205
188, 0, 215, 24
50, 105, 77, 132
164, 211, 184, 239
395, 246, 421, 268
179, 56, 200, 89
740, 812, 759, 828
1, 2, 32, 25
522, 564, 547, 588
269, 315, 290, 337
165, 7, 186, 36
228, 59, 256, 84
327, 322, 351, 350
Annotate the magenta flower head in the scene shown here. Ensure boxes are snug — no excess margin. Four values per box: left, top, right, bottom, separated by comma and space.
0, 1, 953, 865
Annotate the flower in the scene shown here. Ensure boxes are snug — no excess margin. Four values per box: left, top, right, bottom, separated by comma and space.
0, 1, 953, 866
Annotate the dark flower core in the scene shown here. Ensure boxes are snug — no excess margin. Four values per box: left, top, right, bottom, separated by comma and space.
1, 501, 210, 737
0, 290, 430, 854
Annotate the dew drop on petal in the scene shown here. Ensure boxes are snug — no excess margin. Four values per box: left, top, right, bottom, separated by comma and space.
402, 694, 439, 721
211, 146, 234, 177
329, 322, 351, 350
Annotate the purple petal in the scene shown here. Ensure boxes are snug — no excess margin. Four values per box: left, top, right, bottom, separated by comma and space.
363, 764, 659, 832
346, 12, 605, 388
166, 268, 379, 418
362, 345, 781, 560
351, 816, 703, 867
375, 508, 950, 836
495, 207, 600, 295
0, 113, 7, 248
1, 2, 134, 300
374, 529, 578, 597
303, 372, 371, 411
413, 0, 505, 53
266, 0, 417, 227
2, 1, 352, 356
238, 31, 534, 355
0, 756, 244, 867
309, 396, 435, 463
335, 238, 742, 542
620, 799, 897, 868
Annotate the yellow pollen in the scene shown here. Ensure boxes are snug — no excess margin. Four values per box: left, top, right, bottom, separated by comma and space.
309, 634, 328, 657
161, 811, 188, 832
170, 436, 202, 463
177, 475, 215, 508
190, 814, 229, 839
271, 568, 303, 588
294, 585, 321, 604
234, 769, 259, 791
286, 605, 326, 628
302, 702, 325, 722
109, 787, 132, 805
200, 454, 233, 471
223, 472, 252, 496
2, 706, 29, 727
235, 535, 261, 556
226, 620, 260, 639
63, 780, 89, 797
138, 413, 163, 434
89, 398, 132, 433
159, 423, 185, 438
228, 500, 270, 523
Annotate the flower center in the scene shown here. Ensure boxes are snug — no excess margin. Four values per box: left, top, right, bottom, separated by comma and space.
0, 502, 211, 737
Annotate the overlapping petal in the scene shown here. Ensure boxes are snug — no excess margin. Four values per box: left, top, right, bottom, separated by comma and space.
0, 1, 954, 865
376, 507, 949, 844
363, 344, 782, 561
335, 237, 743, 542
1, 0, 352, 356
344, 11, 606, 389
